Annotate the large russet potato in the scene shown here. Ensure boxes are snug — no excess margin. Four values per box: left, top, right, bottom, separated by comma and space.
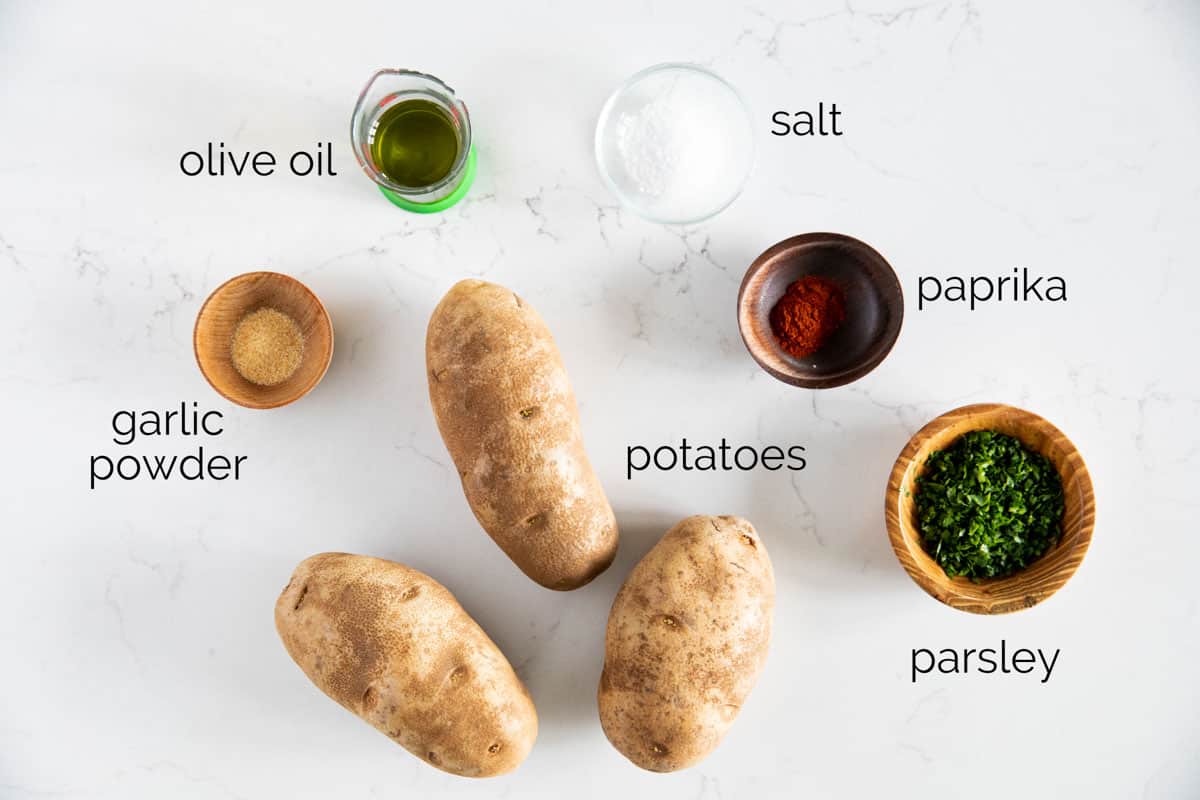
598, 515, 775, 772
426, 279, 618, 590
275, 553, 537, 778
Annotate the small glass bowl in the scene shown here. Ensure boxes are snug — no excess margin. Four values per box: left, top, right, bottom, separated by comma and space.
594, 63, 755, 225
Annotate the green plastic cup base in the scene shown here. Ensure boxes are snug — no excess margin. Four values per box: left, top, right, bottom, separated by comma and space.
378, 146, 477, 213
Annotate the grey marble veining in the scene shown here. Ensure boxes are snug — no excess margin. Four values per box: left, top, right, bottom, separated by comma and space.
0, 0, 1198, 797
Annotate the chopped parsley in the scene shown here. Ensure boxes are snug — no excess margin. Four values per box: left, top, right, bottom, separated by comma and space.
914, 430, 1064, 580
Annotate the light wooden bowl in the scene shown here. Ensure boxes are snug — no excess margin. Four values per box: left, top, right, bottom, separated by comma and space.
194, 271, 333, 409
885, 403, 1095, 614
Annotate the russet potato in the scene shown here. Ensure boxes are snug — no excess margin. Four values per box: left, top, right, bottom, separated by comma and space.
275, 553, 537, 778
426, 279, 618, 590
598, 515, 775, 772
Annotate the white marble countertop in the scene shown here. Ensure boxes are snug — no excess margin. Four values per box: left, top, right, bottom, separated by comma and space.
2, 0, 1198, 797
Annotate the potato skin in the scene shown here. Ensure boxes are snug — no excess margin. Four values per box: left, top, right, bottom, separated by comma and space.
598, 516, 774, 772
275, 553, 537, 778
426, 279, 618, 590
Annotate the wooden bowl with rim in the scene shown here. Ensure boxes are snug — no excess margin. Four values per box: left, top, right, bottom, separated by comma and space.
737, 232, 903, 389
885, 403, 1095, 614
194, 271, 334, 409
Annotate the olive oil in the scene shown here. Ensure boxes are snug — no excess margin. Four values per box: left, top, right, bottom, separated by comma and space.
368, 100, 460, 188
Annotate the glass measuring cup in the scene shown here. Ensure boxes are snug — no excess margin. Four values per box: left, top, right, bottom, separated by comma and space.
350, 69, 476, 213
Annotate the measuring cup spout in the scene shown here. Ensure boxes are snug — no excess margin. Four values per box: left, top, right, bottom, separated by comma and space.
350, 69, 475, 213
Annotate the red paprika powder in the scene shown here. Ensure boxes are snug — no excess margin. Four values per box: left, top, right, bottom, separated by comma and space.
769, 275, 847, 358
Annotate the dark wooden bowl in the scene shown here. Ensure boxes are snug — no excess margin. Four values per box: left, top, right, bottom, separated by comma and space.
194, 271, 334, 409
737, 233, 903, 388
885, 403, 1096, 614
